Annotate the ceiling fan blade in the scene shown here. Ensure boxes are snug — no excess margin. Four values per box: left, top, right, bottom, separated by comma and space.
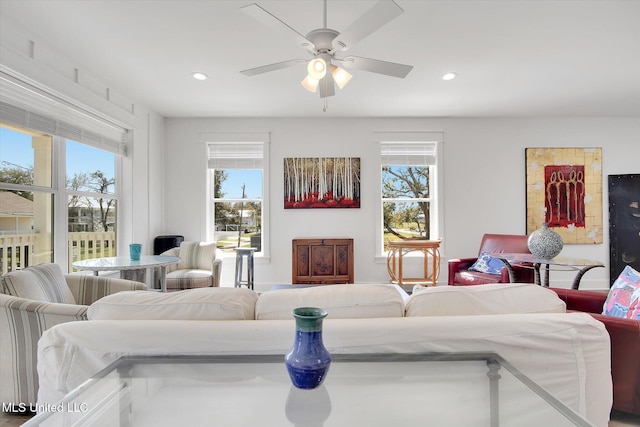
319, 72, 335, 98
332, 0, 403, 52
241, 3, 315, 50
240, 59, 306, 76
339, 56, 413, 78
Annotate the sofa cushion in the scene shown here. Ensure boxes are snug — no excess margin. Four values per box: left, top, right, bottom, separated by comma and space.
177, 242, 216, 270
255, 284, 405, 320
603, 265, 640, 319
1, 263, 75, 304
468, 252, 505, 275
165, 270, 214, 290
88, 287, 258, 320
405, 283, 566, 317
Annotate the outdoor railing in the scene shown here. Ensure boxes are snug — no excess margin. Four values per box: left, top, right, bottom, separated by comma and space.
67, 231, 117, 272
0, 231, 116, 275
0, 233, 36, 274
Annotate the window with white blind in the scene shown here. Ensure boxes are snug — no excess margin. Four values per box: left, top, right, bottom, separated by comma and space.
206, 135, 269, 257
377, 133, 443, 255
0, 70, 126, 273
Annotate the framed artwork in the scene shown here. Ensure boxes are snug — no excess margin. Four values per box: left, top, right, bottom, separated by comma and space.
608, 174, 640, 286
284, 157, 360, 209
525, 147, 603, 244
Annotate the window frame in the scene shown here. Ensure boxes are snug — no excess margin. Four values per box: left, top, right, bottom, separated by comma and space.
375, 132, 444, 258
0, 129, 122, 273
1, 70, 129, 272
204, 133, 270, 259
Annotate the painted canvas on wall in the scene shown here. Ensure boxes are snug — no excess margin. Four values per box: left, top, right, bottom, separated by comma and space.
525, 147, 603, 244
284, 157, 360, 209
608, 174, 640, 286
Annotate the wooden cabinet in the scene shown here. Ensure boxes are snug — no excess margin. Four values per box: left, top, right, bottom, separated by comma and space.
292, 238, 354, 284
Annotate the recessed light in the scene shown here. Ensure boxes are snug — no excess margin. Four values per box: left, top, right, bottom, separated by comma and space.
442, 72, 457, 81
192, 72, 208, 81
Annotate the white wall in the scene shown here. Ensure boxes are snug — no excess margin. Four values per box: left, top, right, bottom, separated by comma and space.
165, 117, 640, 291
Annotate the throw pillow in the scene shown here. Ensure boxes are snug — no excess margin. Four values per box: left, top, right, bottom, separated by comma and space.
177, 242, 216, 270
255, 284, 405, 320
468, 252, 505, 275
1, 263, 75, 304
602, 265, 640, 319
628, 296, 640, 320
88, 287, 258, 320
405, 283, 566, 317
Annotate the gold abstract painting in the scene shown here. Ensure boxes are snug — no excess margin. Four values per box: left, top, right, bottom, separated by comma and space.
525, 147, 603, 244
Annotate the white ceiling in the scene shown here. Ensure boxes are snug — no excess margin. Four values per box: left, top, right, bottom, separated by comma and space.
1, 0, 639, 118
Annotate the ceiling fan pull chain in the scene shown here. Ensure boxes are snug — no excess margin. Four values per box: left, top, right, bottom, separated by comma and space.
323, 97, 328, 112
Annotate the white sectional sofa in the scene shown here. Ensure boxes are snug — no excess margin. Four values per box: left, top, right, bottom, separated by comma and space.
35, 284, 612, 426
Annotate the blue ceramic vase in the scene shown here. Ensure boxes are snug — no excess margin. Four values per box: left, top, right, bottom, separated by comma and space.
285, 307, 331, 390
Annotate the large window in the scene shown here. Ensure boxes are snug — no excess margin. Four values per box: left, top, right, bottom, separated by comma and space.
207, 138, 269, 256
0, 71, 128, 273
377, 134, 443, 255
0, 123, 118, 273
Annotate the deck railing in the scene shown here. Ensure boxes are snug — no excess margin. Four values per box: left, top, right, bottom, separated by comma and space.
0, 231, 117, 275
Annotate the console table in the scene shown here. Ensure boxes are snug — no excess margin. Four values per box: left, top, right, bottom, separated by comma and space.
387, 240, 441, 287
292, 238, 354, 284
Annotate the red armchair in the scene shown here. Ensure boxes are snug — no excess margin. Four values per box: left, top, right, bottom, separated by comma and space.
448, 233, 535, 286
550, 287, 640, 415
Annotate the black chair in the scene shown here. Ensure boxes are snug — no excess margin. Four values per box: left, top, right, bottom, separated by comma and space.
154, 235, 184, 255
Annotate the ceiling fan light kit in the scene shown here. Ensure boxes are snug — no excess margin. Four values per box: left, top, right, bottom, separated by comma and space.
240, 0, 413, 109
301, 75, 320, 93
330, 65, 352, 90
307, 57, 327, 80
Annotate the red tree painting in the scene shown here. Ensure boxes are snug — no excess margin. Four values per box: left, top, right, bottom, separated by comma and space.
284, 157, 361, 209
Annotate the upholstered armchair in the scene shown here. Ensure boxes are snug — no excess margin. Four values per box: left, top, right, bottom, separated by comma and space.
0, 263, 146, 407
448, 233, 535, 286
161, 241, 222, 291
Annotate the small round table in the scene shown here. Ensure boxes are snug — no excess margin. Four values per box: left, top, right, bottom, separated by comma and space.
72, 255, 180, 292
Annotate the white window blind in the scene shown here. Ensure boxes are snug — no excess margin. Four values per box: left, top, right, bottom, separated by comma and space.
0, 70, 129, 155
207, 142, 264, 169
380, 142, 437, 166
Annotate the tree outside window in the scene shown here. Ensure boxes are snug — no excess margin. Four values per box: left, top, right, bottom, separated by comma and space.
382, 166, 432, 252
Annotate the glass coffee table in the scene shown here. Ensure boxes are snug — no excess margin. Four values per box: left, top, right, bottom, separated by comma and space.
491, 253, 604, 289
24, 353, 591, 426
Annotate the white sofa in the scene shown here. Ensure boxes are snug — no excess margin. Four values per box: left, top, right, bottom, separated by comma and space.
36, 284, 612, 426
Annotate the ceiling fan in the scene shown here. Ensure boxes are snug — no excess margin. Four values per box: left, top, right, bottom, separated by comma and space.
239, 0, 413, 100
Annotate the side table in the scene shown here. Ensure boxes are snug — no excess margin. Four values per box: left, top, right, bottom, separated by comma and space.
492, 253, 604, 289
387, 240, 441, 287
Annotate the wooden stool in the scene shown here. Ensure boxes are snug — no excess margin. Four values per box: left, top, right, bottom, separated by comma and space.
234, 248, 256, 290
